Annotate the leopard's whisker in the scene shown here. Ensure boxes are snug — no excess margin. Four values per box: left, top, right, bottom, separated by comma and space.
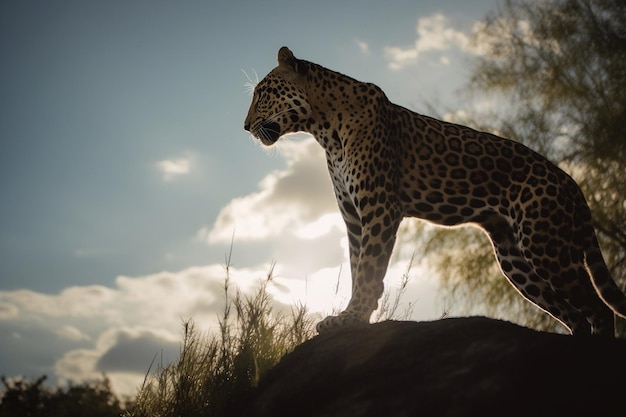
242, 69, 259, 96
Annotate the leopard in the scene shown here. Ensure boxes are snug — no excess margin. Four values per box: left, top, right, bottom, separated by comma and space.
244, 46, 626, 337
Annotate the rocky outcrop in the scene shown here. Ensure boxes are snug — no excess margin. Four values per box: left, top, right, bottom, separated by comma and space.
237, 317, 626, 417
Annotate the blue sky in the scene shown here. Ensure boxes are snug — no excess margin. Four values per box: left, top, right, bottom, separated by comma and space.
1, 0, 500, 396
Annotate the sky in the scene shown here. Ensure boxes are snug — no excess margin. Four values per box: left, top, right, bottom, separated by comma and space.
0, 0, 502, 397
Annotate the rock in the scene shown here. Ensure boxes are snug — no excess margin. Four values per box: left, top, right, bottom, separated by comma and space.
236, 317, 626, 417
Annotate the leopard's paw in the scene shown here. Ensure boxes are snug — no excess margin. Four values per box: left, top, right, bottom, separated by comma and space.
316, 312, 368, 334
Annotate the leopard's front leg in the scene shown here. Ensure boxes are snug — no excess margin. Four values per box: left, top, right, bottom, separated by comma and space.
317, 212, 401, 333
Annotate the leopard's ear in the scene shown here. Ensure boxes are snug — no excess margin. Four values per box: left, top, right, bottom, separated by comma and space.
278, 46, 307, 76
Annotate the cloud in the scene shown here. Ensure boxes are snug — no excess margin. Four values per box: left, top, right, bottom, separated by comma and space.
205, 136, 337, 243
95, 328, 180, 373
2, 286, 117, 320
355, 39, 370, 54
53, 325, 181, 399
293, 213, 345, 239
56, 325, 91, 342
157, 157, 191, 181
0, 301, 18, 319
200, 135, 350, 278
384, 13, 482, 70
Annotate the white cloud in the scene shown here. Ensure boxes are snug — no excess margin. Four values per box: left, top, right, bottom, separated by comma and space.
3, 286, 117, 320
201, 135, 351, 280
384, 13, 482, 70
56, 325, 91, 342
0, 301, 18, 319
355, 39, 370, 54
294, 213, 345, 240
205, 136, 337, 243
384, 46, 418, 70
54, 348, 101, 383
156, 157, 191, 181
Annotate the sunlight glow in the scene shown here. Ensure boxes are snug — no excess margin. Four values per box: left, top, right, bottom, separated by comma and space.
294, 213, 344, 239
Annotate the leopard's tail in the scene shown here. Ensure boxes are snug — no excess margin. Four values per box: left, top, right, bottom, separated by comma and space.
584, 230, 626, 318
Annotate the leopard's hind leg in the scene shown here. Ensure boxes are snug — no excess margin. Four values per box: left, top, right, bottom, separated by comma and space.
515, 211, 616, 336
482, 216, 592, 335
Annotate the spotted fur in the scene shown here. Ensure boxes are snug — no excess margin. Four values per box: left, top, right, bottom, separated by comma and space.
244, 47, 626, 336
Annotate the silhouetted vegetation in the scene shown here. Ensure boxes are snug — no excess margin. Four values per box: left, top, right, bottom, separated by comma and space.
0, 374, 129, 417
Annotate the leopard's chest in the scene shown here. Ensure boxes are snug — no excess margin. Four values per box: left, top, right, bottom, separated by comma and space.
325, 149, 350, 188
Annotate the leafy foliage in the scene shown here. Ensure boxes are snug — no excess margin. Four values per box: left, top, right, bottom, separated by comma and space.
0, 375, 128, 417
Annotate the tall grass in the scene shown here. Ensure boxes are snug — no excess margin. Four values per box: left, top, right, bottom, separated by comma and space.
128, 256, 416, 417
127, 262, 316, 417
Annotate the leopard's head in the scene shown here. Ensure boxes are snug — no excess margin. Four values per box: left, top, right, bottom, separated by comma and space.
244, 47, 311, 145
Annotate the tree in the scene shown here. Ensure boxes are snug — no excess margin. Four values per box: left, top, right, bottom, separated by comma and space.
409, 0, 626, 333
0, 375, 128, 417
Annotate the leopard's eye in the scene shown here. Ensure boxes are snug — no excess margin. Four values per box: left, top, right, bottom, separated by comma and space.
256, 90, 270, 107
